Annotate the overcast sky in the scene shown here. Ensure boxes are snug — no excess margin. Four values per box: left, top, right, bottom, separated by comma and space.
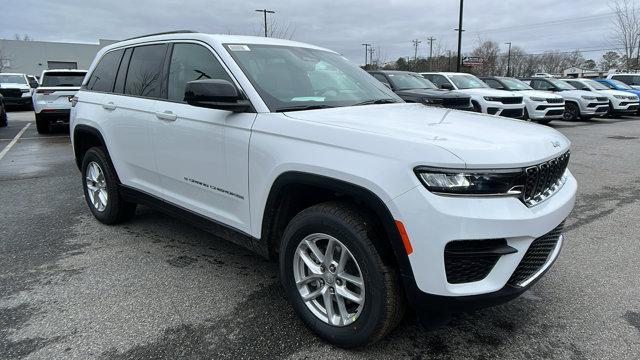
1, 0, 619, 64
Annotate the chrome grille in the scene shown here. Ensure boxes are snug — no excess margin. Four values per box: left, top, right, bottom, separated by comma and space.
522, 152, 570, 207
546, 98, 564, 104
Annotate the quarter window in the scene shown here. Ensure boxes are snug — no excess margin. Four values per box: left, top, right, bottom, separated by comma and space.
372, 73, 391, 88
167, 43, 232, 102
124, 44, 166, 98
87, 49, 124, 92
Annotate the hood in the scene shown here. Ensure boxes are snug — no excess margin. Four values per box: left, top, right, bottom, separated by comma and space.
555, 89, 595, 98
515, 90, 563, 99
597, 89, 638, 98
0, 83, 30, 89
395, 88, 469, 99
455, 88, 521, 97
284, 103, 570, 168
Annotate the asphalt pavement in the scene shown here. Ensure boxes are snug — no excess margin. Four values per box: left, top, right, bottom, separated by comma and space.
1, 109, 639, 360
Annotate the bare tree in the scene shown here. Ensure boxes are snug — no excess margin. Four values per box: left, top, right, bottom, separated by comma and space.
610, 0, 640, 69
600, 51, 622, 70
469, 39, 501, 76
254, 18, 296, 40
13, 33, 33, 41
0, 48, 11, 72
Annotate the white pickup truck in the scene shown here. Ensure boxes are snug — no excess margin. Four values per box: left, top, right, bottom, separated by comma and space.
33, 69, 87, 133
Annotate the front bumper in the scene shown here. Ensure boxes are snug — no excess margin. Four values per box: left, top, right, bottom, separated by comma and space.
527, 103, 565, 120
388, 169, 576, 299
3, 96, 32, 106
611, 100, 639, 114
581, 101, 609, 116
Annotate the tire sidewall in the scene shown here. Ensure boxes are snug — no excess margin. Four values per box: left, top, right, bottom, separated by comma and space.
81, 148, 121, 224
279, 211, 388, 347
564, 103, 578, 121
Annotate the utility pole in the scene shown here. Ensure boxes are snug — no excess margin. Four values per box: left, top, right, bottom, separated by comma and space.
454, 0, 465, 72
255, 9, 275, 37
427, 36, 436, 71
412, 39, 421, 70
361, 43, 371, 69
369, 46, 376, 69
448, 50, 452, 71
505, 42, 512, 77
636, 33, 640, 71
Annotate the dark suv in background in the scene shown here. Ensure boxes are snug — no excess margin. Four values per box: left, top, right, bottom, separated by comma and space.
368, 70, 472, 110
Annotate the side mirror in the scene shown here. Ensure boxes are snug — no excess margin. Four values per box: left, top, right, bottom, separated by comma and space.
30, 82, 39, 89
184, 79, 252, 112
439, 83, 454, 90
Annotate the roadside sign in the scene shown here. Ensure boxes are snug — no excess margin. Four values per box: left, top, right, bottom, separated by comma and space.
463, 56, 483, 67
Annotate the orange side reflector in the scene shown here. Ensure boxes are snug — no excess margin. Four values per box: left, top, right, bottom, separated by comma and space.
395, 220, 413, 255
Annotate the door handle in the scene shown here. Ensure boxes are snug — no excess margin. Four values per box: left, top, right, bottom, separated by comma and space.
102, 102, 117, 111
156, 111, 177, 122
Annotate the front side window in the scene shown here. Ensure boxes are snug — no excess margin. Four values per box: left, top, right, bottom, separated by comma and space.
448, 74, 488, 89
167, 43, 233, 102
124, 44, 166, 98
428, 74, 451, 88
87, 49, 124, 92
607, 79, 632, 89
584, 80, 610, 90
483, 79, 504, 89
225, 44, 399, 111
41, 72, 86, 87
498, 77, 532, 90
387, 73, 437, 90
0, 74, 27, 84
371, 73, 391, 88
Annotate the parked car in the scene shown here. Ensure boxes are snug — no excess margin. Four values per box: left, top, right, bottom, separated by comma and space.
0, 94, 7, 127
606, 73, 640, 89
562, 78, 639, 116
33, 69, 87, 133
481, 76, 564, 125
594, 78, 640, 114
421, 72, 525, 118
521, 77, 609, 121
71, 31, 576, 347
0, 73, 33, 109
368, 70, 472, 110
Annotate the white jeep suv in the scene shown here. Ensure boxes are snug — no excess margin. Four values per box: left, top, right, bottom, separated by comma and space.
523, 77, 609, 121
71, 31, 577, 347
33, 69, 87, 133
0, 73, 33, 108
563, 78, 639, 115
421, 72, 525, 118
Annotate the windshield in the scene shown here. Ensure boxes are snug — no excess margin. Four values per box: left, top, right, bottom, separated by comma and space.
449, 74, 488, 89
41, 72, 86, 87
387, 72, 437, 90
0, 74, 27, 84
584, 79, 612, 90
607, 79, 633, 89
499, 77, 532, 90
548, 79, 576, 90
224, 44, 400, 111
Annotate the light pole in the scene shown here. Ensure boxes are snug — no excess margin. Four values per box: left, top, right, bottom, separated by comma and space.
455, 0, 465, 72
427, 36, 436, 71
362, 43, 371, 68
505, 42, 512, 77
255, 9, 275, 37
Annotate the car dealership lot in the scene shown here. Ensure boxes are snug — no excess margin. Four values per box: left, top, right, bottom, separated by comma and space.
1, 110, 639, 359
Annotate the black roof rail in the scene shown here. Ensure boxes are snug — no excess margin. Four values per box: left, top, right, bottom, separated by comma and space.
122, 30, 198, 41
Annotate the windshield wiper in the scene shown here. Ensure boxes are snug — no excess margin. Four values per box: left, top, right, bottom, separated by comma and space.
351, 98, 400, 106
275, 104, 336, 112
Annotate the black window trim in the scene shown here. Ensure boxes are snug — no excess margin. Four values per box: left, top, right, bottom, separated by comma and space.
82, 39, 254, 111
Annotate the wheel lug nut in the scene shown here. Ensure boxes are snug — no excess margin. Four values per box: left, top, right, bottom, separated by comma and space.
336, 279, 342, 286
320, 265, 325, 272
329, 265, 336, 273
329, 287, 335, 294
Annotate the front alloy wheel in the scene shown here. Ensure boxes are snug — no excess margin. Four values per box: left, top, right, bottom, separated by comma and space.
293, 233, 365, 327
85, 161, 108, 212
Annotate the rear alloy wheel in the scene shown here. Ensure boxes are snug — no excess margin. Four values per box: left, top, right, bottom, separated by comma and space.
0, 106, 7, 127
81, 147, 136, 224
280, 202, 404, 348
563, 102, 579, 121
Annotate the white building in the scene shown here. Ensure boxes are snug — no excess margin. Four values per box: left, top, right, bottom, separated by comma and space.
0, 38, 117, 77
562, 67, 605, 79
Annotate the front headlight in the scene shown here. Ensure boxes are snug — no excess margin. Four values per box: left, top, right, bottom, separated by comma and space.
483, 96, 501, 102
614, 95, 626, 99
423, 97, 443, 105
529, 97, 546, 102
414, 167, 524, 195
581, 95, 596, 100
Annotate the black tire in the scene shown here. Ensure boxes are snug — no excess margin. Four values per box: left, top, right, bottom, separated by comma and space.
279, 201, 404, 348
472, 100, 482, 113
0, 106, 7, 128
523, 108, 531, 121
81, 147, 136, 224
563, 102, 579, 121
35, 114, 50, 134
537, 119, 552, 125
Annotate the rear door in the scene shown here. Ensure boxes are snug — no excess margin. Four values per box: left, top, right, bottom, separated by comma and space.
150, 42, 255, 234
95, 44, 167, 197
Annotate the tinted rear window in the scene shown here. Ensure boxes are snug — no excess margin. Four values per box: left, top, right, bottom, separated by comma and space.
124, 44, 166, 98
87, 50, 124, 92
42, 72, 86, 87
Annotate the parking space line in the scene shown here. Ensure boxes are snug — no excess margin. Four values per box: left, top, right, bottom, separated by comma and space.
0, 123, 31, 161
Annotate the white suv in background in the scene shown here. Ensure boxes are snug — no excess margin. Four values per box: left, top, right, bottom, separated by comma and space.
481, 76, 565, 125
606, 73, 640, 89
563, 78, 639, 116
523, 77, 609, 121
71, 31, 576, 347
33, 69, 87, 133
421, 72, 525, 118
0, 73, 33, 108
